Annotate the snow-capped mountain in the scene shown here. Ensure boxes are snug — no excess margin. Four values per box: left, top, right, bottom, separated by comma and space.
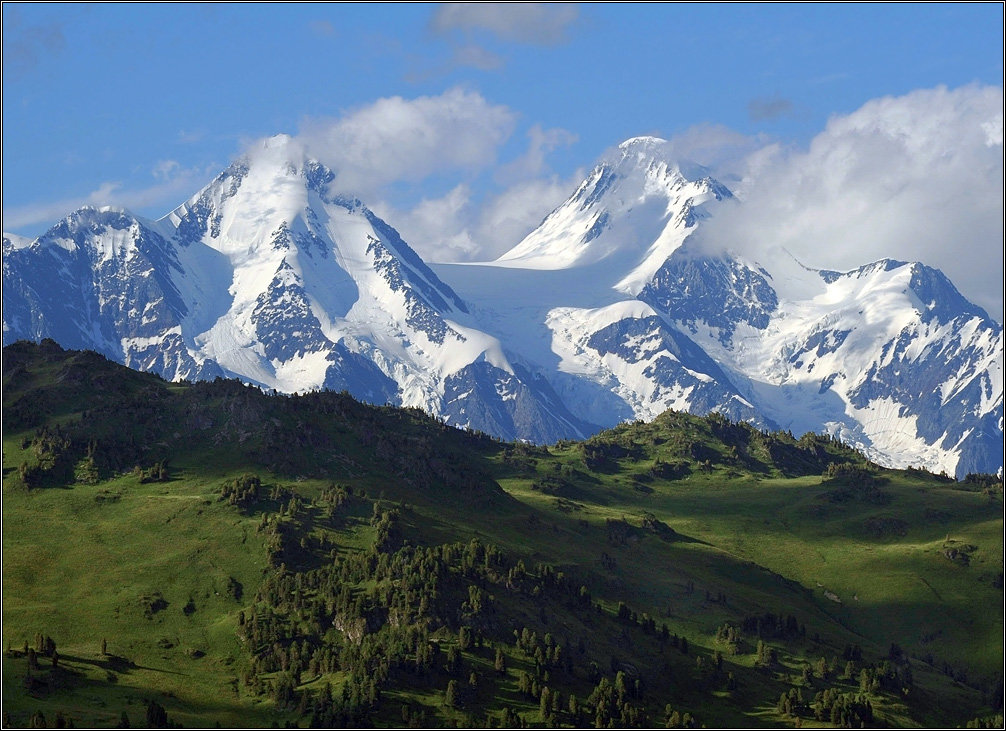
438, 136, 1003, 476
4, 134, 1002, 476
496, 136, 732, 295
2, 135, 594, 444
436, 137, 764, 430
643, 251, 1002, 476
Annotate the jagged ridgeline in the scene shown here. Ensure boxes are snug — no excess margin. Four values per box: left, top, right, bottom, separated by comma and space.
5, 135, 1001, 477
2, 341, 1003, 729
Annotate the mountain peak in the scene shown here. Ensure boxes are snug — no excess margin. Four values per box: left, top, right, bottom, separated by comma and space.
231, 134, 313, 186
610, 138, 717, 185
44, 206, 142, 245
3, 231, 35, 250
618, 135, 668, 150
610, 136, 673, 169
494, 139, 731, 286
262, 132, 295, 149
251, 132, 303, 159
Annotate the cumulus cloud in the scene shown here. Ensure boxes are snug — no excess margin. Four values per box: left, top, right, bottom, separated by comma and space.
375, 184, 480, 261
373, 172, 581, 263
286, 88, 578, 262
497, 124, 579, 183
298, 88, 517, 197
431, 3, 579, 45
703, 84, 1004, 322
474, 175, 582, 258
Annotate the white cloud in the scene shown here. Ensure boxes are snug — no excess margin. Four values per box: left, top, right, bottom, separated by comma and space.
376, 171, 581, 263
701, 84, 1004, 322
474, 175, 581, 258
296, 89, 576, 263
290, 88, 577, 263
298, 88, 517, 197
497, 124, 578, 183
431, 3, 579, 45
2, 164, 209, 231
374, 184, 480, 262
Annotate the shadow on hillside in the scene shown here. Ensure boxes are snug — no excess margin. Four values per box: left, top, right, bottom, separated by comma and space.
59, 653, 188, 677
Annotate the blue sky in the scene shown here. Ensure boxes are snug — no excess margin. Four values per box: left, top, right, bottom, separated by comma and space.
2, 3, 1003, 317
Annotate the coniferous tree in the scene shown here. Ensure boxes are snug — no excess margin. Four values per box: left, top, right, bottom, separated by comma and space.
495, 647, 507, 675
145, 700, 169, 729
445, 679, 459, 708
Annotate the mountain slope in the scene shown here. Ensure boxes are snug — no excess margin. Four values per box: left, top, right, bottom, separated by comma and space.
644, 252, 1003, 476
3, 135, 1002, 475
2, 136, 596, 444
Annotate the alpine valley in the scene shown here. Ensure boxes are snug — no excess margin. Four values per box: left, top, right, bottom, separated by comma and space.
3, 135, 1003, 478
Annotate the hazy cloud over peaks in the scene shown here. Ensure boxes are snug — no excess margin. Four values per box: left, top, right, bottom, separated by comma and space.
299, 88, 517, 196
705, 84, 1004, 322
662, 124, 768, 179
497, 124, 579, 183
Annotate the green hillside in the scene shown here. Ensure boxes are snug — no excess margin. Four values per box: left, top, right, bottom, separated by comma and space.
2, 340, 1002, 728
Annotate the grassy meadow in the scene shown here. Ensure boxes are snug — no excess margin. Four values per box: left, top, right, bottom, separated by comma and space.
2, 341, 1002, 728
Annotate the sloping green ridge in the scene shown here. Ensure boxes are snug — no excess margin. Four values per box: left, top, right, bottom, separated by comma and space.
2, 340, 1002, 728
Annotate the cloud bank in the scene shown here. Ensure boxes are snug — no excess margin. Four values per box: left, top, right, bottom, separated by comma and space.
298, 88, 517, 197
292, 89, 579, 262
700, 84, 1004, 322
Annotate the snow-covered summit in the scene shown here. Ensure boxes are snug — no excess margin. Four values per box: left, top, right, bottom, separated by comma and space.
618, 135, 666, 149
494, 136, 731, 295
2, 141, 596, 444
2, 232, 34, 250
